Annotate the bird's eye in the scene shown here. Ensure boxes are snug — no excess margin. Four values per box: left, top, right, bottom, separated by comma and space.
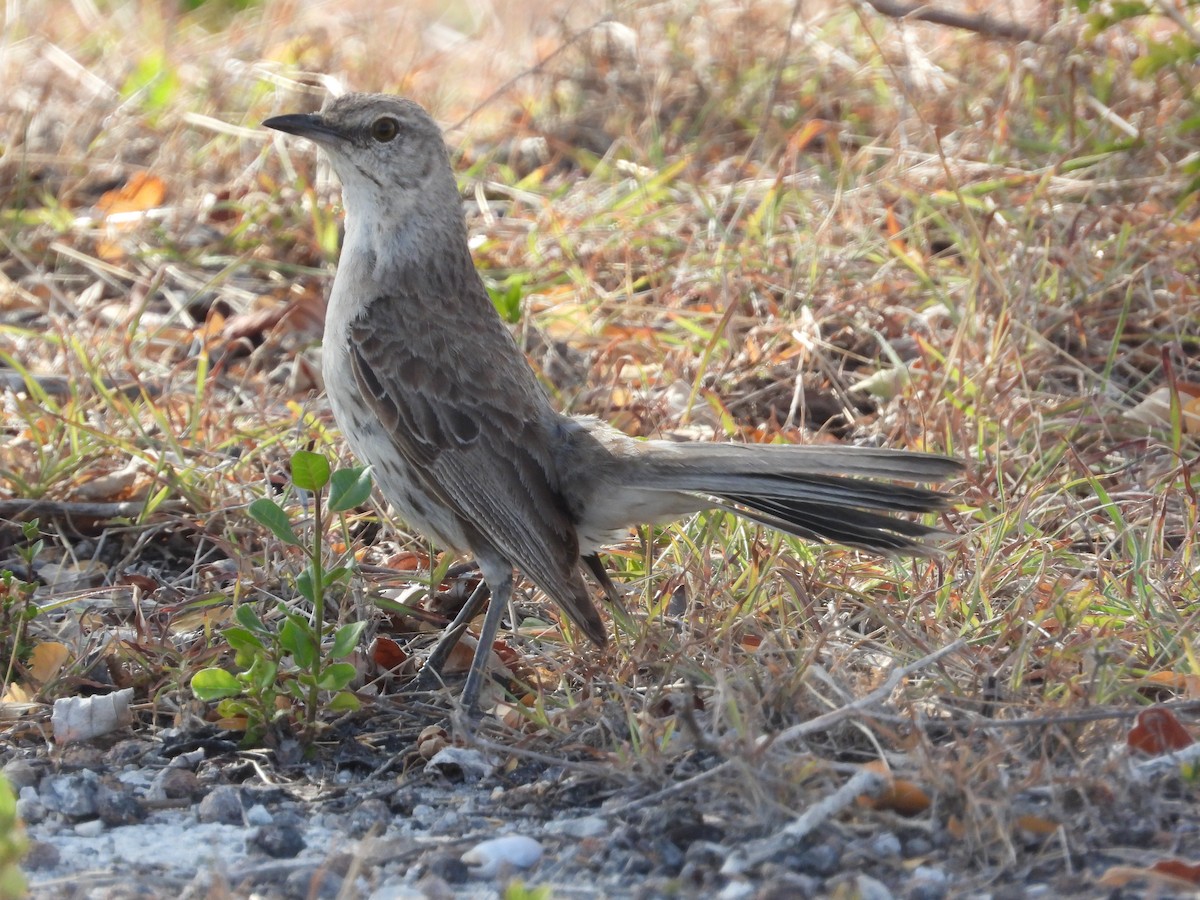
370, 117, 399, 142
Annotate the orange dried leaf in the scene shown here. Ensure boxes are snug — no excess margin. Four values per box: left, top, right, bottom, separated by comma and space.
97, 173, 167, 215
1099, 864, 1199, 890
1015, 814, 1059, 836
29, 641, 71, 684
370, 636, 407, 671
1152, 859, 1200, 884
856, 760, 931, 816
1129, 707, 1195, 756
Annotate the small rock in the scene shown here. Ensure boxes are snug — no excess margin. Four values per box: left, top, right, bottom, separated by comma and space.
246, 803, 274, 826
286, 865, 341, 898
250, 823, 306, 858
903, 835, 933, 857
795, 842, 841, 877
198, 784, 244, 824
97, 781, 144, 826
21, 839, 61, 871
368, 881, 429, 900
348, 798, 391, 837
16, 788, 45, 824
2, 758, 39, 791
905, 865, 949, 900
423, 851, 469, 884
461, 834, 543, 877
839, 873, 894, 900
754, 868, 819, 900
409, 804, 437, 827
104, 738, 153, 766
868, 831, 902, 859
716, 881, 755, 900
154, 767, 202, 800
39, 770, 100, 817
74, 818, 104, 837
544, 815, 607, 839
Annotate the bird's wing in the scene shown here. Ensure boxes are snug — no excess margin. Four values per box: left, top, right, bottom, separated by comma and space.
346, 294, 606, 645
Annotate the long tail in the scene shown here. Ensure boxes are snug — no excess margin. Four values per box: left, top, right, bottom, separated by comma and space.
625, 443, 962, 554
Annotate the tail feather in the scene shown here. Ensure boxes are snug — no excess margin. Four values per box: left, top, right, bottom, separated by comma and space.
624, 442, 962, 555
712, 493, 949, 554
640, 443, 963, 482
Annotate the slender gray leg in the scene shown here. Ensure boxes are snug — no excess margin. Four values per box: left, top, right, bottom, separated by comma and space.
460, 571, 513, 716
412, 580, 490, 692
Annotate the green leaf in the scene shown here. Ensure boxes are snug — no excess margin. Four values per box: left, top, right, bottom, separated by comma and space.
245, 655, 278, 691
297, 566, 316, 604
279, 617, 317, 667
329, 621, 366, 658
234, 604, 270, 634
291, 450, 331, 492
328, 466, 373, 512
322, 566, 352, 588
328, 691, 361, 712
316, 662, 357, 691
224, 626, 266, 654
191, 668, 241, 701
486, 274, 525, 324
248, 498, 302, 547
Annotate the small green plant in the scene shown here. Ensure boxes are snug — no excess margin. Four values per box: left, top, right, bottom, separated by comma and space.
0, 520, 43, 693
0, 774, 26, 900
191, 451, 372, 743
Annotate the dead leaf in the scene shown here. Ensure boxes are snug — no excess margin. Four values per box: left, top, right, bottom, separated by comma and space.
856, 760, 931, 816
28, 641, 70, 685
370, 636, 407, 671
1099, 863, 1200, 890
1126, 383, 1200, 433
97, 173, 167, 215
1129, 707, 1195, 755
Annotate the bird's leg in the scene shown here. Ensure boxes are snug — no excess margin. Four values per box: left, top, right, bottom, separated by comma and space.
460, 570, 513, 716
412, 580, 490, 692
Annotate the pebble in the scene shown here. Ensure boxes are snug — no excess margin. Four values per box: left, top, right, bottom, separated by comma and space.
868, 831, 902, 859
74, 818, 104, 837
250, 823, 305, 859
96, 781, 144, 826
2, 758, 39, 791
461, 835, 543, 877
543, 814, 608, 839
154, 767, 202, 800
198, 784, 244, 824
423, 851, 469, 884
246, 803, 274, 826
347, 798, 391, 837
716, 881, 756, 900
39, 770, 100, 818
796, 842, 841, 876
906, 865, 949, 900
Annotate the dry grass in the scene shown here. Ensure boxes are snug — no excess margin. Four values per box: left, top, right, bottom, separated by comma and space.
3, 0, 1200, 891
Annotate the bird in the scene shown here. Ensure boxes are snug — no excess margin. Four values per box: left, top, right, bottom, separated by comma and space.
263, 93, 962, 715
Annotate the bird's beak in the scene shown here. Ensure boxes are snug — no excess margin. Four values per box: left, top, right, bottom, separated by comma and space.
262, 113, 344, 145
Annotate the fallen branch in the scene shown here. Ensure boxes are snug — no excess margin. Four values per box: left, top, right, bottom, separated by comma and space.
863, 0, 1043, 42
0, 498, 182, 521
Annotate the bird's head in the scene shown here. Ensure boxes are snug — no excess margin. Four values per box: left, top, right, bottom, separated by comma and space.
264, 93, 457, 223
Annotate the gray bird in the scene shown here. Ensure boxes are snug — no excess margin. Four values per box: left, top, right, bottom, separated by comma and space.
263, 93, 962, 714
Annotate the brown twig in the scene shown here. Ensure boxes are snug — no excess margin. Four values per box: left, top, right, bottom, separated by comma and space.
0, 499, 181, 521
863, 0, 1043, 43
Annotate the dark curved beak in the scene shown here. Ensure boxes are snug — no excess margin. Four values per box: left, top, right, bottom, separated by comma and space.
262, 113, 344, 144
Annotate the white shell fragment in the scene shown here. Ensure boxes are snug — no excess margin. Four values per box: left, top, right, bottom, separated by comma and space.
461, 835, 543, 877
52, 688, 134, 744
